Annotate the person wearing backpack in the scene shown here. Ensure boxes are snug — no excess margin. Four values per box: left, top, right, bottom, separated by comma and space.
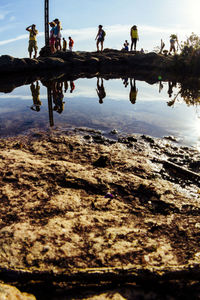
95, 25, 106, 52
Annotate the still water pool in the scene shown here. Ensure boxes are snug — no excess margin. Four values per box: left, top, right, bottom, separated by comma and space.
0, 77, 199, 150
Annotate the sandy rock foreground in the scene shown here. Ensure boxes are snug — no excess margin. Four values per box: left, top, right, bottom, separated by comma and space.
0, 283, 36, 299
0, 130, 200, 299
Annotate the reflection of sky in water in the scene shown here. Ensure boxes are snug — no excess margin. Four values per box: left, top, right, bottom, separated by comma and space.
0, 78, 199, 149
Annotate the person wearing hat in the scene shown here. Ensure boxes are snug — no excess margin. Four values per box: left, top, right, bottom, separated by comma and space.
26, 24, 38, 58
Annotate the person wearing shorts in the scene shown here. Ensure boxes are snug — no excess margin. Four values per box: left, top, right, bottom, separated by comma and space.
95, 25, 105, 52
26, 24, 38, 58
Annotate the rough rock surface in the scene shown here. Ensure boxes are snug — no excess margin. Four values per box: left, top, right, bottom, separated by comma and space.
0, 130, 200, 299
0, 283, 36, 299
0, 50, 174, 76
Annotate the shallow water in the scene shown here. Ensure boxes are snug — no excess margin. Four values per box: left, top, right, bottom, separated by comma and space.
0, 77, 199, 150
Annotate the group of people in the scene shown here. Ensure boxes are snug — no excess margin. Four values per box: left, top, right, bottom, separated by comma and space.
26, 22, 140, 58
26, 21, 179, 60
26, 20, 74, 58
49, 19, 74, 54
95, 24, 139, 52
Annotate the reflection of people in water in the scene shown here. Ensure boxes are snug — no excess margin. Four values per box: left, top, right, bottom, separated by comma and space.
52, 81, 65, 114
30, 81, 41, 111
122, 78, 129, 88
70, 81, 75, 93
167, 81, 176, 98
129, 78, 138, 104
96, 77, 106, 104
159, 80, 164, 93
64, 81, 68, 93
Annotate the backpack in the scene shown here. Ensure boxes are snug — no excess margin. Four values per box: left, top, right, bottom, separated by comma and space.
102, 30, 106, 38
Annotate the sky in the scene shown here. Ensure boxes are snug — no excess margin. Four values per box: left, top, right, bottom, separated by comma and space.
0, 0, 200, 58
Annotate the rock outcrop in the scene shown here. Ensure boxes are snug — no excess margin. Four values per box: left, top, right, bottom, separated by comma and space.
0, 130, 199, 298
0, 50, 174, 76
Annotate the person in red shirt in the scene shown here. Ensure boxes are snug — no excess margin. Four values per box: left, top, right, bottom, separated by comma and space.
68, 36, 74, 51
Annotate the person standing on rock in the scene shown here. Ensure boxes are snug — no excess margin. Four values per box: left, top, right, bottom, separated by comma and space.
68, 37, 74, 51
95, 25, 106, 52
26, 24, 38, 58
130, 25, 139, 51
49, 22, 56, 54
62, 37, 67, 51
53, 18, 62, 51
169, 35, 176, 55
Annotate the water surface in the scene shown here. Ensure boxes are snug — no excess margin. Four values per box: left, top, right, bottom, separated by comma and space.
0, 77, 199, 150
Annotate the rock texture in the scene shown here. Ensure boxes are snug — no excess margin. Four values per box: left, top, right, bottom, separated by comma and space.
0, 130, 199, 299
0, 50, 174, 76
0, 283, 36, 299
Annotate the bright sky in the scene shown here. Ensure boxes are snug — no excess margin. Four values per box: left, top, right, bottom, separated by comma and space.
0, 0, 200, 58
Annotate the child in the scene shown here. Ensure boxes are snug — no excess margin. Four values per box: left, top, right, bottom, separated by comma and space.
63, 37, 67, 51
124, 40, 129, 51
68, 37, 74, 51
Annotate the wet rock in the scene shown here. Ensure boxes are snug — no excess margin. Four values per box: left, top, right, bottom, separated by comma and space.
110, 129, 118, 135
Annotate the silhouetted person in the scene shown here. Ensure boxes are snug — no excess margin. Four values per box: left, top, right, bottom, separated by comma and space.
64, 81, 68, 93
160, 39, 165, 54
52, 82, 65, 114
70, 81, 75, 93
159, 81, 164, 93
169, 36, 176, 55
168, 81, 176, 98
63, 37, 67, 51
95, 25, 106, 52
26, 24, 38, 58
129, 78, 138, 104
96, 78, 106, 104
30, 81, 41, 111
130, 25, 139, 51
